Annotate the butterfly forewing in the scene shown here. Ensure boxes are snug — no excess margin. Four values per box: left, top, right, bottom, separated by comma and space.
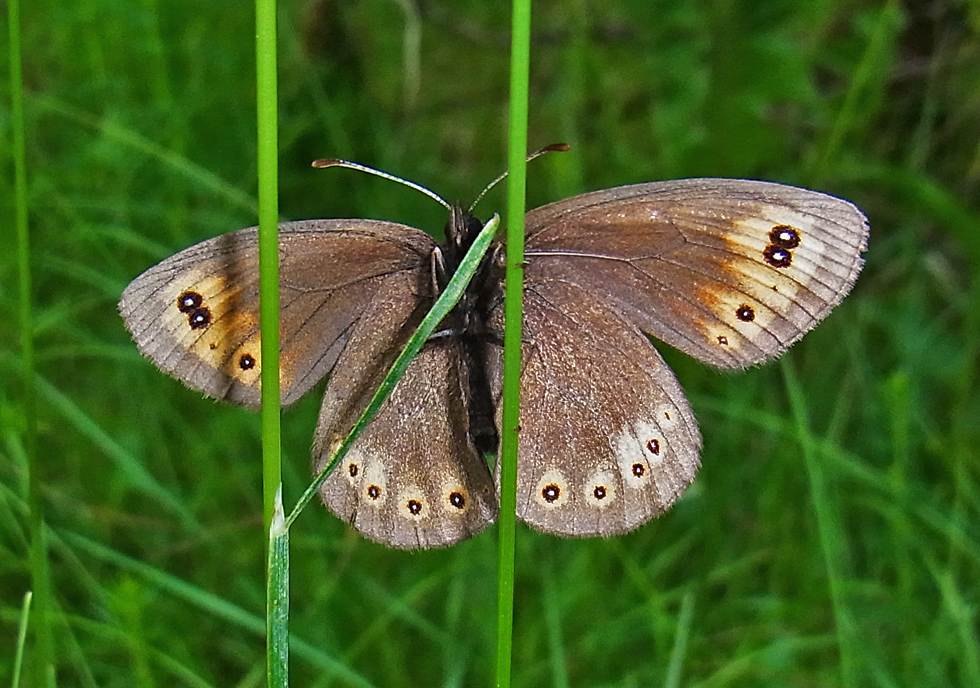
119, 220, 434, 408
522, 179, 869, 369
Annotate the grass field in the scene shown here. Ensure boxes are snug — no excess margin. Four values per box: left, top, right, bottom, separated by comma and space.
3, 1, 980, 686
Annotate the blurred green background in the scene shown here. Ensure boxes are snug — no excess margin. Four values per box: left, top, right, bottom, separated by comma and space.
3, 0, 979, 686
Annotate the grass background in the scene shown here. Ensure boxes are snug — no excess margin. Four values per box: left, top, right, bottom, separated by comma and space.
3, 0, 980, 685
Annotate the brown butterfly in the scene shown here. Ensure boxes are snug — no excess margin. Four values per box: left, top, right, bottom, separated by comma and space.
120, 175, 869, 548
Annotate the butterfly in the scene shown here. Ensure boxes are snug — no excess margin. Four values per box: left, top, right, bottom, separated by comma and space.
120, 173, 869, 548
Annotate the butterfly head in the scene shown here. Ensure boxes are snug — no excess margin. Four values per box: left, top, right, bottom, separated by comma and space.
443, 205, 487, 267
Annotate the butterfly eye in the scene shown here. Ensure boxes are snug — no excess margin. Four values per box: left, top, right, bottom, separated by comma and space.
585, 470, 616, 509
187, 308, 212, 329
176, 290, 203, 313
492, 246, 507, 270
762, 226, 801, 269
735, 305, 756, 322
534, 469, 569, 508
353, 456, 387, 505
175, 290, 213, 330
541, 484, 561, 503
397, 486, 429, 520
438, 480, 472, 513
763, 245, 793, 268
769, 224, 801, 249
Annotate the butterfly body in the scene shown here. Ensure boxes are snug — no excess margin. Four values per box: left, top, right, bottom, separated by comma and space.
120, 178, 868, 548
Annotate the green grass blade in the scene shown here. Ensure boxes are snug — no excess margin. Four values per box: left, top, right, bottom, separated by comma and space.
268, 485, 289, 687
35, 376, 198, 530
65, 531, 374, 686
255, 0, 285, 681
808, 0, 902, 185
286, 214, 501, 527
781, 357, 857, 686
664, 591, 695, 688
31, 95, 257, 214
256, 0, 281, 541
8, 0, 54, 681
922, 552, 980, 686
12, 591, 33, 688
541, 558, 569, 688
497, 0, 532, 685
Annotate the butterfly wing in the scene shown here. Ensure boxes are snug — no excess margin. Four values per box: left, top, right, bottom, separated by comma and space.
486, 178, 867, 537
486, 282, 701, 537
119, 220, 434, 408
521, 179, 869, 368
315, 337, 497, 549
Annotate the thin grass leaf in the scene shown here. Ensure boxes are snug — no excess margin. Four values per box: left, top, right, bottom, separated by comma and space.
922, 551, 980, 686
808, 0, 902, 185
254, 0, 285, 681
64, 532, 375, 687
781, 357, 858, 687
12, 591, 32, 688
268, 485, 289, 687
541, 558, 569, 688
496, 0, 533, 685
664, 591, 695, 688
32, 94, 257, 214
689, 636, 838, 688
8, 0, 54, 682
63, 612, 215, 688
255, 0, 282, 537
35, 376, 197, 531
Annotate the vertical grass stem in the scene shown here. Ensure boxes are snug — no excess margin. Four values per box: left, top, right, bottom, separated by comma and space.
496, 0, 532, 685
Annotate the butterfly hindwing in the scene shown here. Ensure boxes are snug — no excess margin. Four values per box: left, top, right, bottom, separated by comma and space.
485, 281, 701, 538
316, 339, 497, 549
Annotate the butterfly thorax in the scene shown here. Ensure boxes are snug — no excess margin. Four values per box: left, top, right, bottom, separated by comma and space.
434, 204, 500, 455
440, 206, 488, 281
434, 205, 496, 336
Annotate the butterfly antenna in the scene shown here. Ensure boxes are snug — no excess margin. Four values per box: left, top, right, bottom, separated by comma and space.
468, 143, 570, 213
312, 158, 451, 210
